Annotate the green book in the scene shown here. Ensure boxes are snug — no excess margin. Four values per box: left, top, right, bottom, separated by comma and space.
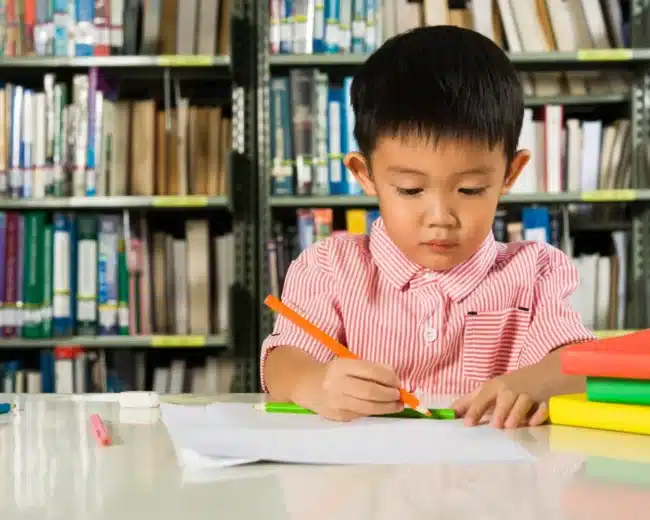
22, 212, 44, 338
117, 235, 129, 335
52, 83, 66, 197
41, 222, 53, 338
586, 376, 650, 406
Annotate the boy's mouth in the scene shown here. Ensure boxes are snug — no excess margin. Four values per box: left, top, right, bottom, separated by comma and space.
423, 240, 458, 251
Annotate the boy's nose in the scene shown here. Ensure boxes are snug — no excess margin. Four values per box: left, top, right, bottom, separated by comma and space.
424, 201, 457, 228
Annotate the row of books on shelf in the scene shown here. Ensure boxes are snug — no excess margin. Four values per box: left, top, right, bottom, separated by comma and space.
0, 210, 234, 339
270, 69, 631, 196
271, 0, 628, 97
0, 348, 235, 394
267, 206, 628, 332
0, 74, 231, 199
517, 109, 629, 194
1, 0, 231, 58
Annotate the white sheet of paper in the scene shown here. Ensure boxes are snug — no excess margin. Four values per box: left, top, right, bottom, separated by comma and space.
160, 402, 535, 466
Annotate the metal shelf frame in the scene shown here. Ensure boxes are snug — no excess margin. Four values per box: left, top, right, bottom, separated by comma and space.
225, 0, 264, 392
0, 196, 230, 210
0, 334, 230, 349
256, 3, 650, 373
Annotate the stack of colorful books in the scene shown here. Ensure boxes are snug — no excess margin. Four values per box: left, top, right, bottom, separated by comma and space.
549, 329, 650, 435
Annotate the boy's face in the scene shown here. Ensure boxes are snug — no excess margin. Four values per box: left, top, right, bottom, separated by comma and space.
345, 136, 529, 271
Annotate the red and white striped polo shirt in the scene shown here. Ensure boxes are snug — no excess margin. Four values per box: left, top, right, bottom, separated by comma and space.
260, 217, 595, 396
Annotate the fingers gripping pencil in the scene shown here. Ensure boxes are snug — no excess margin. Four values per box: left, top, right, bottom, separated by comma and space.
264, 294, 431, 417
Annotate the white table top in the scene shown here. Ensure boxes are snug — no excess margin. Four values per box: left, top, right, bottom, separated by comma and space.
1, 393, 649, 520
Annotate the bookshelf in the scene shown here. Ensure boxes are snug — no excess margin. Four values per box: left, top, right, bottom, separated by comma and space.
257, 1, 650, 392
0, 0, 263, 395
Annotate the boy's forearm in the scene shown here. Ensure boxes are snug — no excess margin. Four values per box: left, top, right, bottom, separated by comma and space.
264, 346, 326, 402
519, 345, 585, 400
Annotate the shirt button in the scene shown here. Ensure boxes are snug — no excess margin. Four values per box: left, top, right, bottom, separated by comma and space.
424, 272, 434, 280
424, 327, 438, 342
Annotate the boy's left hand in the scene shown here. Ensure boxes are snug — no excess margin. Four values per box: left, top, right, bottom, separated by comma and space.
451, 372, 549, 429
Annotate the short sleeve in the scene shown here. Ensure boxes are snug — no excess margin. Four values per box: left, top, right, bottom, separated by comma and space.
519, 247, 595, 368
260, 240, 344, 392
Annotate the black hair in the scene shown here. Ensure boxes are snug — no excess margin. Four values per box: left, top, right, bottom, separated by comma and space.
350, 25, 523, 162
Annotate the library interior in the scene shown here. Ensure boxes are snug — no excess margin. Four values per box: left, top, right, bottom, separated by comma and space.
1, 0, 650, 519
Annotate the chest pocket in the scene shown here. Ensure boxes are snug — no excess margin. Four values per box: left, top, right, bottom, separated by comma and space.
462, 307, 531, 382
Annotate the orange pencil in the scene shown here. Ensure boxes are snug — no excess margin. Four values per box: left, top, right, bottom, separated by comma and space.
264, 294, 431, 417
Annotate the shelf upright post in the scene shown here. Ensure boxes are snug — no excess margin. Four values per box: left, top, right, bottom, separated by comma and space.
257, 0, 274, 393
229, 0, 262, 392
629, 0, 650, 329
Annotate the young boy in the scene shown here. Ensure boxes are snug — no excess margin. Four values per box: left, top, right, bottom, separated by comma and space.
261, 26, 594, 429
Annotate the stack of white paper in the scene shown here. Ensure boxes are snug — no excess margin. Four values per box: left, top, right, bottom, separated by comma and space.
160, 402, 536, 467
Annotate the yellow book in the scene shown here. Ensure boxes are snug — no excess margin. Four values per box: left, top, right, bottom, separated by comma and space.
549, 393, 650, 436
345, 210, 367, 234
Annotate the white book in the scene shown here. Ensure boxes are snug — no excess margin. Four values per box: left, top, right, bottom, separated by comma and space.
77, 228, 97, 329
110, 0, 125, 48
22, 90, 34, 198
169, 359, 186, 394
543, 105, 563, 193
33, 92, 47, 198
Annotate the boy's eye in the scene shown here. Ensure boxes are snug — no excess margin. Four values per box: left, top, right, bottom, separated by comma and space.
459, 187, 487, 195
396, 187, 423, 196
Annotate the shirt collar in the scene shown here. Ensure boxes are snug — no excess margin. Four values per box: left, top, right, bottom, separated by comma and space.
369, 217, 498, 302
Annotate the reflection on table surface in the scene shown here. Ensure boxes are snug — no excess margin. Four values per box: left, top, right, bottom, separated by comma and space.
0, 393, 649, 520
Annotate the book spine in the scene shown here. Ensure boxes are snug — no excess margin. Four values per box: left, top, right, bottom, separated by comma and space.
2, 212, 18, 337
75, 214, 97, 335
53, 212, 73, 336
41, 220, 53, 337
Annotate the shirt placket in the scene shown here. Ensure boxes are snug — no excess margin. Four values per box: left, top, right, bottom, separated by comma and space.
409, 274, 444, 393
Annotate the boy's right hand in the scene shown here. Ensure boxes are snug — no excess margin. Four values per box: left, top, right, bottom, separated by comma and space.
300, 358, 404, 421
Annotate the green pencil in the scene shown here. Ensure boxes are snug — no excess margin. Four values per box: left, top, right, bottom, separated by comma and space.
254, 402, 456, 420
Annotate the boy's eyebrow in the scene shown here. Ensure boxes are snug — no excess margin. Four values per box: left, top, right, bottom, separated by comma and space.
386, 166, 494, 176
386, 166, 428, 176
453, 167, 493, 176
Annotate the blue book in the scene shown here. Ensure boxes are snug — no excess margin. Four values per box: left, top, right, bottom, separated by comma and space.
324, 0, 340, 53
270, 77, 294, 195
342, 77, 362, 195
97, 215, 119, 335
366, 210, 380, 229
75, 0, 95, 56
280, 0, 294, 53
327, 87, 346, 194
364, 0, 377, 52
522, 207, 550, 243
52, 0, 69, 56
313, 0, 326, 52
351, 0, 366, 52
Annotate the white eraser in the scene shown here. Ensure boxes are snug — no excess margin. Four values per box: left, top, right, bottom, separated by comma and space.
118, 391, 160, 408
119, 407, 160, 424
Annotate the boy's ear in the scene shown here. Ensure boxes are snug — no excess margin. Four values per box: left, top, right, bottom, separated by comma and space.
344, 152, 377, 196
501, 149, 530, 195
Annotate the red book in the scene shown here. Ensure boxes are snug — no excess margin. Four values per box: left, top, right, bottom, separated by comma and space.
561, 329, 650, 380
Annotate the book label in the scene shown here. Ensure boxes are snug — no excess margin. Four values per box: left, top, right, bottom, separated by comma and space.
581, 189, 636, 202
150, 335, 206, 347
